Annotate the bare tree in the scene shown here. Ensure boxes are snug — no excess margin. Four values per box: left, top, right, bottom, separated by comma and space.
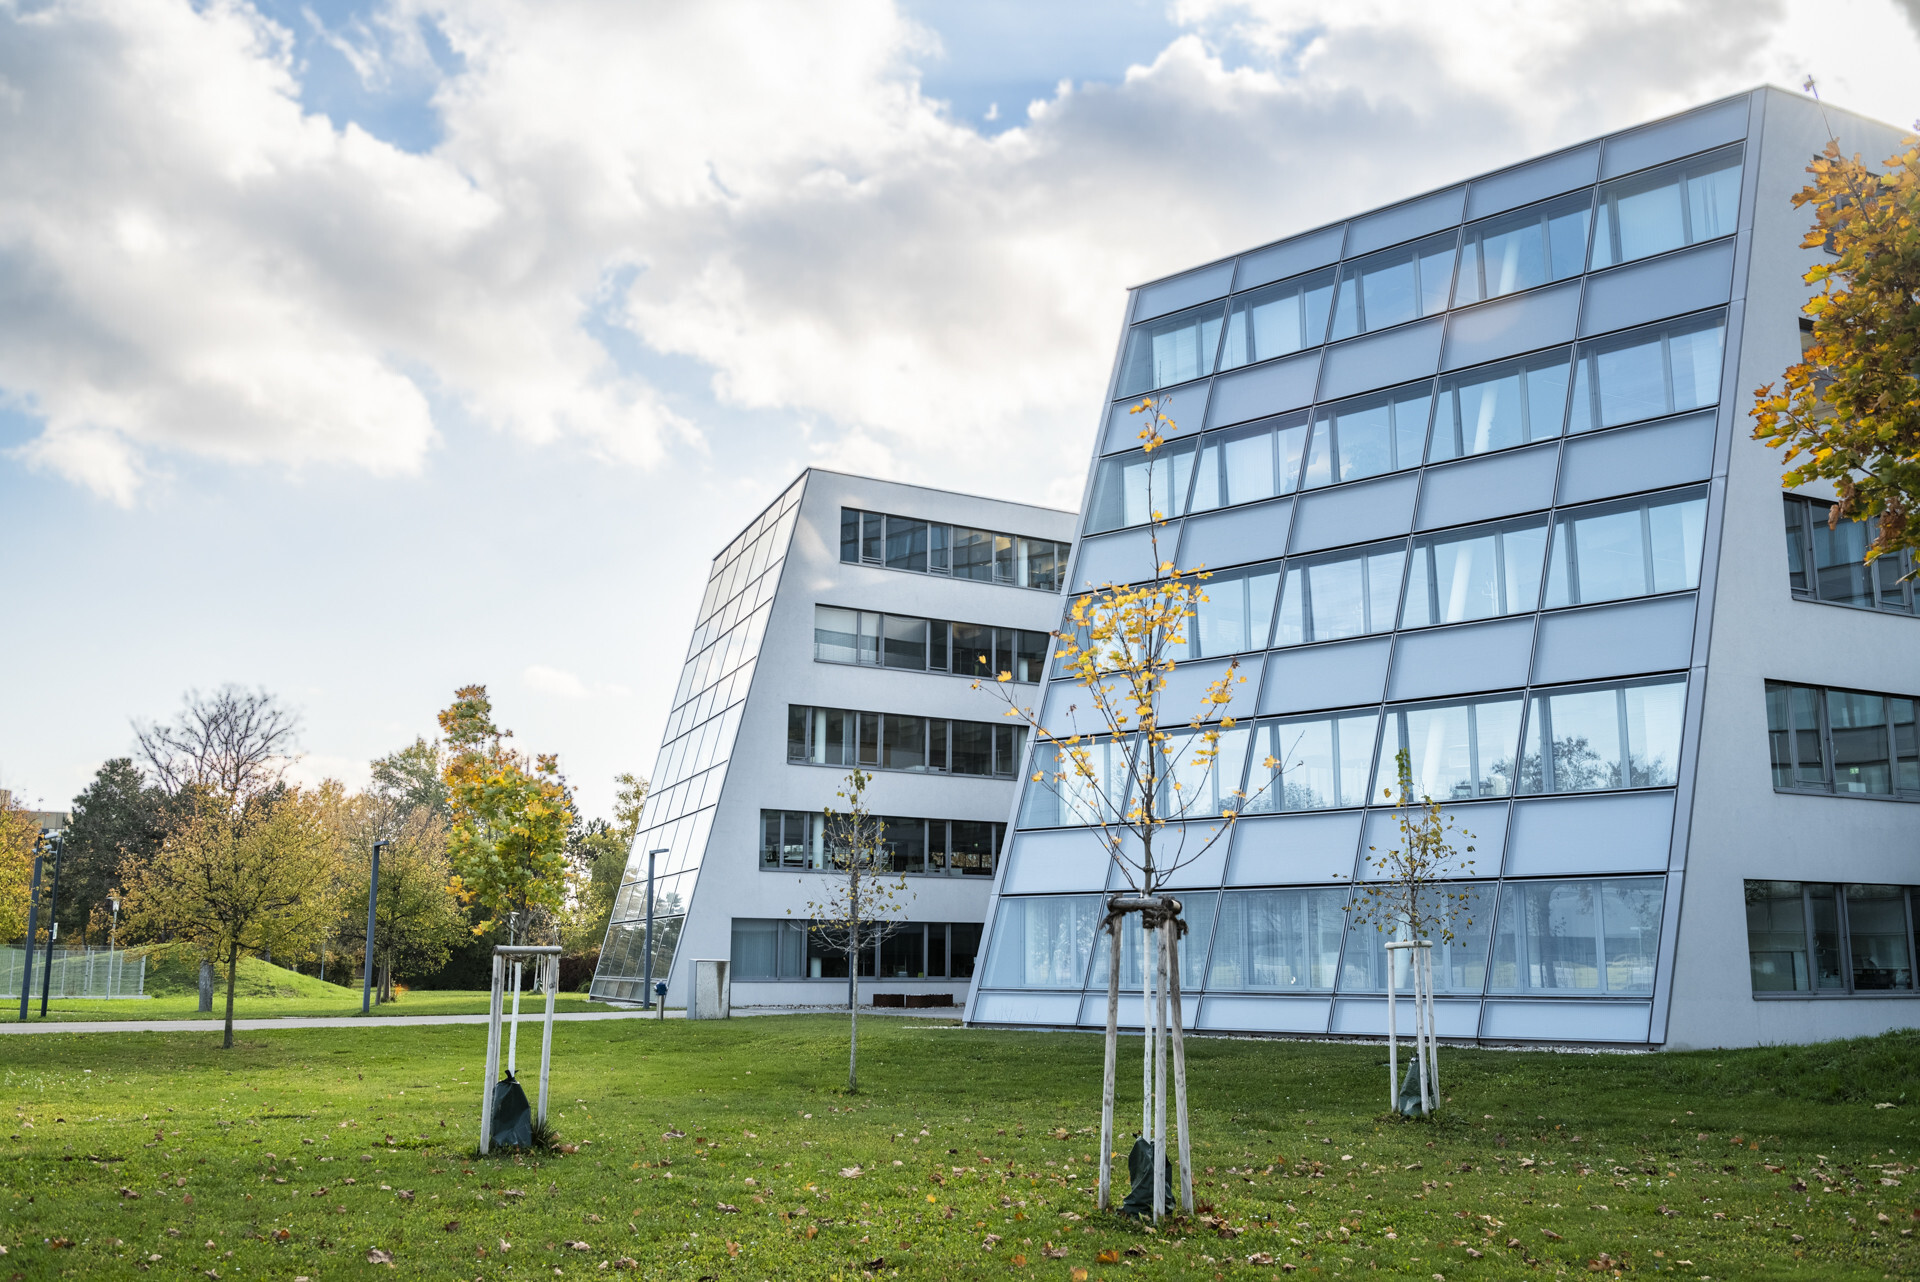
134, 685, 302, 799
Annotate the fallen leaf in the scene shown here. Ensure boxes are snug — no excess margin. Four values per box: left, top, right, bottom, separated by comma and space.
982, 1233, 1002, 1248
1246, 1251, 1275, 1264
1070, 1270, 1088, 1282
1541, 1229, 1562, 1241
1011, 1253, 1028, 1266
366, 1247, 394, 1266
839, 1166, 863, 1179
1096, 1249, 1122, 1264
716, 1202, 739, 1213
566, 1241, 590, 1251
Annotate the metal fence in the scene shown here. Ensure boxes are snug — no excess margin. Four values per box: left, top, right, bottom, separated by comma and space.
0, 947, 147, 999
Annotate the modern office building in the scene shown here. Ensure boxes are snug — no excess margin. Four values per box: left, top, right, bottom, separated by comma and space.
590, 471, 1074, 1007
966, 87, 1920, 1049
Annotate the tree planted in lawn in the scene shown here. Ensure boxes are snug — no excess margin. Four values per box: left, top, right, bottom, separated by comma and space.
322, 784, 464, 1003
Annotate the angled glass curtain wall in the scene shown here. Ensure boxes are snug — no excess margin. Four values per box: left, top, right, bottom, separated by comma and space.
592, 478, 805, 1002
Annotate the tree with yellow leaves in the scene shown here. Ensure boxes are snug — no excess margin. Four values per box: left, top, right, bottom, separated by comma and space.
0, 792, 39, 943
1752, 131, 1920, 562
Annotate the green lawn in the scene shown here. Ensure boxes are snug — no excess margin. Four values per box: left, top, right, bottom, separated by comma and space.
24, 953, 601, 1022
1, 1015, 1914, 1280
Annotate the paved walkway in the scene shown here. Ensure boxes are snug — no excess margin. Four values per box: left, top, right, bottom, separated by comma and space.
0, 1005, 958, 1035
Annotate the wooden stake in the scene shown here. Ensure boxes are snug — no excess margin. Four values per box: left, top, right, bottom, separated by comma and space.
1166, 915, 1193, 1214
479, 954, 504, 1155
537, 955, 558, 1126
1098, 918, 1122, 1211
1152, 919, 1169, 1223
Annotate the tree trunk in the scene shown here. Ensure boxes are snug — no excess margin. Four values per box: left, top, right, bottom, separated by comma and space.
848, 918, 860, 1094
1097, 918, 1122, 1210
222, 942, 239, 1050
198, 958, 214, 1013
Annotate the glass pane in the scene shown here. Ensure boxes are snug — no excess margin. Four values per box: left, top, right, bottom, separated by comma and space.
1018, 738, 1129, 826
1763, 683, 1791, 785
1546, 491, 1706, 608
1402, 517, 1548, 628
1117, 303, 1225, 397
881, 615, 928, 670
1846, 885, 1913, 990
1647, 493, 1708, 593
1189, 562, 1282, 658
1624, 681, 1686, 787
1809, 504, 1874, 606
1781, 499, 1809, 593
994, 534, 1016, 583
1016, 630, 1049, 683
1023, 539, 1064, 591
1244, 712, 1378, 813
1456, 192, 1591, 305
949, 821, 999, 876
880, 818, 926, 874
1684, 151, 1743, 242
982, 896, 1100, 988
1429, 348, 1572, 462
1304, 384, 1431, 488
1521, 686, 1622, 794
1192, 420, 1280, 511
839, 509, 860, 563
1808, 885, 1846, 990
1381, 697, 1522, 802
1207, 888, 1348, 991
1745, 880, 1810, 991
1827, 690, 1892, 794
1600, 880, 1662, 993
1589, 149, 1738, 269
1893, 698, 1919, 792
885, 517, 928, 572
1873, 545, 1912, 612
951, 921, 983, 977
1666, 317, 1725, 411
930, 524, 949, 573
1790, 685, 1826, 787
1086, 441, 1196, 534
857, 712, 880, 766
1490, 881, 1601, 993
950, 622, 990, 679
1339, 883, 1494, 993
1274, 544, 1405, 646
950, 528, 996, 581
1158, 725, 1253, 819
1218, 270, 1335, 370
951, 719, 993, 776
814, 606, 861, 664
1328, 233, 1455, 340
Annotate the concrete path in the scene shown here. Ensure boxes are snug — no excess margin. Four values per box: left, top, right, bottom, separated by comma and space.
0, 1005, 957, 1035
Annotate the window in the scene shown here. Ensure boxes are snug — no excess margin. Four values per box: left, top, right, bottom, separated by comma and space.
1766, 682, 1920, 798
732, 918, 984, 981
814, 607, 1047, 682
981, 895, 1102, 988
1489, 877, 1664, 995
760, 810, 825, 868
1156, 725, 1254, 820
1188, 414, 1309, 512
1217, 270, 1336, 370
1089, 895, 1216, 991
1590, 146, 1743, 269
1302, 383, 1432, 489
1427, 348, 1572, 463
1327, 232, 1457, 341
1186, 561, 1282, 658
1378, 694, 1523, 801
1274, 542, 1407, 646
1518, 677, 1686, 794
840, 508, 1067, 592
1338, 883, 1495, 993
1086, 440, 1197, 533
1454, 192, 1592, 305
730, 918, 809, 980
788, 706, 1025, 779
1567, 312, 1725, 432
1544, 488, 1708, 609
1018, 737, 1133, 828
1206, 888, 1349, 991
1117, 302, 1225, 397
1241, 712, 1380, 812
1744, 881, 1918, 995
1782, 494, 1919, 614
1401, 515, 1550, 629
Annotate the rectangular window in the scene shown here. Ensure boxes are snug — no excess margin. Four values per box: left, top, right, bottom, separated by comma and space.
883, 517, 928, 572
1187, 561, 1283, 658
1379, 694, 1523, 802
1744, 881, 1918, 995
861, 511, 885, 564
1217, 269, 1336, 370
1274, 543, 1407, 646
1568, 312, 1725, 432
882, 714, 926, 772
1016, 630, 1049, 683
1338, 883, 1495, 993
1591, 145, 1743, 269
1427, 347, 1572, 463
929, 620, 949, 672
1206, 888, 1348, 991
1489, 877, 1663, 995
842, 508, 1064, 593
1828, 689, 1892, 794
1783, 494, 1917, 612
1745, 880, 1810, 992
1765, 681, 1920, 798
880, 817, 927, 874
1020, 539, 1067, 591
951, 922, 983, 978
839, 509, 860, 564
813, 606, 864, 665
929, 523, 950, 574
948, 821, 1001, 876
760, 810, 825, 869
759, 812, 994, 878
1156, 725, 1254, 820
1088, 896, 1216, 991
814, 607, 1040, 681
1454, 191, 1592, 305
881, 615, 928, 670
981, 895, 1101, 988
1518, 677, 1686, 794
1086, 440, 1197, 533
1402, 515, 1550, 629
1327, 232, 1458, 341
1543, 487, 1708, 608
1189, 413, 1310, 512
951, 527, 996, 581
951, 719, 992, 776
1018, 737, 1131, 828
1302, 382, 1432, 489
879, 924, 925, 978
1242, 712, 1380, 812
1117, 302, 1226, 398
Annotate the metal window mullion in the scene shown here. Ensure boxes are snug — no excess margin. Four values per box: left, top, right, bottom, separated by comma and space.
1538, 697, 1557, 794
1820, 687, 1837, 793
1616, 687, 1634, 788
1802, 884, 1819, 994
1639, 504, 1657, 597
1837, 883, 1856, 995
1466, 703, 1482, 797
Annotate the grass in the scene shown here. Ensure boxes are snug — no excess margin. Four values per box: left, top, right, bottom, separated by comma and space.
25, 953, 601, 1022
0, 1016, 1914, 1280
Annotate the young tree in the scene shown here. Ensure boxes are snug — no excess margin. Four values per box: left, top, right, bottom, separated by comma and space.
1752, 131, 1920, 562
438, 686, 575, 938
0, 792, 38, 942
321, 784, 464, 1002
1347, 750, 1477, 1117
59, 759, 164, 945
799, 770, 912, 1093
975, 394, 1275, 1217
120, 789, 338, 1047
370, 737, 451, 818
134, 685, 303, 800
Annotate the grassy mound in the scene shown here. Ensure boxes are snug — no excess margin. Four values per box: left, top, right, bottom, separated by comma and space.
136, 951, 355, 1001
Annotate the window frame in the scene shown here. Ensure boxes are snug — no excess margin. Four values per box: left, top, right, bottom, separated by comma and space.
812, 604, 1048, 684
787, 704, 1027, 780
1765, 680, 1920, 802
839, 507, 1068, 593
1781, 494, 1919, 615
1744, 880, 1920, 999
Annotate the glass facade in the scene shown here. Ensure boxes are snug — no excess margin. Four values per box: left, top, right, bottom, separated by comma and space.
840, 507, 1068, 591
731, 918, 982, 982
759, 810, 1002, 877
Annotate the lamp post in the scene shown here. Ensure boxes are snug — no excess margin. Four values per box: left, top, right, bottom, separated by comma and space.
643, 848, 668, 1010
108, 895, 121, 1000
17, 841, 45, 1021
38, 830, 64, 1017
362, 839, 388, 1015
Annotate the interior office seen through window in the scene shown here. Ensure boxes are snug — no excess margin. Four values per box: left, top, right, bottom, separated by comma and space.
1782, 495, 1920, 614
760, 810, 1001, 876
840, 508, 1068, 591
814, 606, 1049, 682
731, 918, 982, 981
1745, 881, 1918, 994
788, 705, 1027, 778
1766, 681, 1920, 798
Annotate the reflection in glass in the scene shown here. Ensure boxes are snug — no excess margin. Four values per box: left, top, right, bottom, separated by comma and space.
1188, 562, 1282, 658
1274, 543, 1406, 646
1543, 489, 1706, 608
1378, 696, 1522, 802
1809, 884, 1846, 990
1206, 888, 1349, 990
1591, 146, 1743, 269
1826, 690, 1892, 795
1846, 885, 1914, 990
1338, 883, 1495, 992
1489, 877, 1661, 994
1896, 698, 1920, 792
1089, 894, 1216, 991
1328, 233, 1458, 340
1518, 678, 1685, 794
1428, 348, 1571, 462
1019, 738, 1132, 827
982, 896, 1101, 988
1117, 303, 1225, 397
1157, 725, 1253, 819
884, 517, 928, 571
1243, 712, 1380, 812
1303, 383, 1432, 488
1744, 880, 1810, 992
1454, 192, 1592, 304
1568, 313, 1725, 432
1401, 516, 1549, 628
1189, 415, 1309, 511
1086, 440, 1197, 534
1218, 271, 1335, 370
1810, 505, 1874, 606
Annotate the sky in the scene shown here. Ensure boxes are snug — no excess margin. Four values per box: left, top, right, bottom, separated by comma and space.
2, 0, 1918, 822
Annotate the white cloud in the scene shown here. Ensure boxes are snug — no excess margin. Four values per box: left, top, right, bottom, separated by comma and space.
522, 663, 589, 700
1, 0, 1916, 507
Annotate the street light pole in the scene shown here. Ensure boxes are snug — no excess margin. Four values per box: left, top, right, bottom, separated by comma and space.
643, 848, 667, 1010
109, 895, 121, 1001
362, 839, 388, 1015
17, 848, 43, 1021
38, 831, 63, 1017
